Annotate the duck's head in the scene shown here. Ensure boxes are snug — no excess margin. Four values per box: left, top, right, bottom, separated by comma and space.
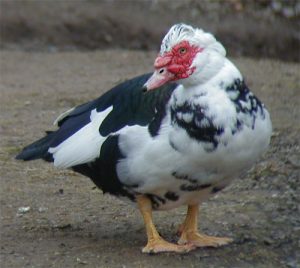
144, 23, 226, 91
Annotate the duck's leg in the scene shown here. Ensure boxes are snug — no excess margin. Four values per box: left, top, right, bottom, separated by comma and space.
136, 195, 195, 253
178, 204, 233, 247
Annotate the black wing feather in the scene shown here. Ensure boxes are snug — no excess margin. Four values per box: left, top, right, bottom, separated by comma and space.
17, 73, 177, 161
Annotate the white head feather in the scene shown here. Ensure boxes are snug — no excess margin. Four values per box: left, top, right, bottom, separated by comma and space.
160, 23, 226, 57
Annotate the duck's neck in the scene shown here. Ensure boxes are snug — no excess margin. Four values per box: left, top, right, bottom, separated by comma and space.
173, 58, 242, 105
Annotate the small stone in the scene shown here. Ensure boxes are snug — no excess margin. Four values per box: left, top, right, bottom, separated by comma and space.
38, 207, 48, 213
53, 223, 72, 230
263, 237, 274, 245
17, 207, 31, 214
76, 258, 88, 265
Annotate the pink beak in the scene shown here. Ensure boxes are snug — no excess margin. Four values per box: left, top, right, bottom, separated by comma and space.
143, 68, 175, 91
143, 54, 175, 91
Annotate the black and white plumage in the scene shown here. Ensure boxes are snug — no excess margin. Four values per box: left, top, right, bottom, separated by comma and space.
17, 23, 272, 253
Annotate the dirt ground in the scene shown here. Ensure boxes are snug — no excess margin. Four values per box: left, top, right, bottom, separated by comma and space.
0, 50, 299, 268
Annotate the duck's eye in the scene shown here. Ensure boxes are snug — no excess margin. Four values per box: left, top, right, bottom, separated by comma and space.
179, 47, 187, 54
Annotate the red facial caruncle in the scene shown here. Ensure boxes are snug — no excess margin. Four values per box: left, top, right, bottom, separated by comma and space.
156, 41, 203, 79
143, 41, 203, 91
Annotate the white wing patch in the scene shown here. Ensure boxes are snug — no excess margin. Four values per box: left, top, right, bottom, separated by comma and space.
48, 106, 113, 168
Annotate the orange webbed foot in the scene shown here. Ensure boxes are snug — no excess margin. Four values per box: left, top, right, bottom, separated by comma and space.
142, 237, 195, 254
177, 204, 233, 248
178, 231, 233, 248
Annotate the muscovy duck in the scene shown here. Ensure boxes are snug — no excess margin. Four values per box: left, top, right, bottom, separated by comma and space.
16, 23, 272, 253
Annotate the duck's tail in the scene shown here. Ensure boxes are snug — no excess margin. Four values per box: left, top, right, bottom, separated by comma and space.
15, 131, 55, 162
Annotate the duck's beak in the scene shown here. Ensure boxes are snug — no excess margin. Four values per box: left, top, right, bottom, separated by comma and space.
143, 68, 175, 92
